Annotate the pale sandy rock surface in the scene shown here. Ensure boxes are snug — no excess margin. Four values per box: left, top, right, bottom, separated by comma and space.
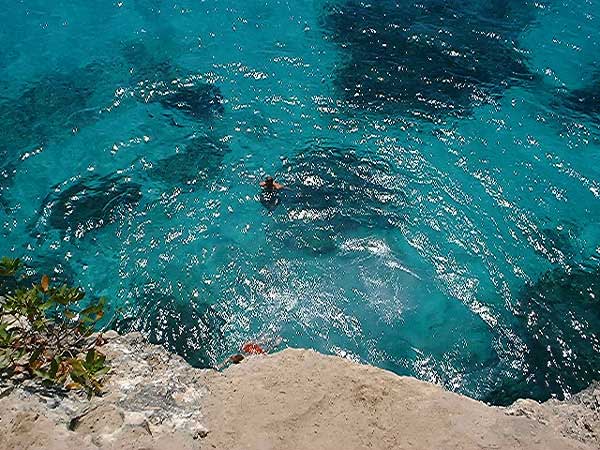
507, 383, 600, 448
203, 348, 597, 450
0, 333, 598, 450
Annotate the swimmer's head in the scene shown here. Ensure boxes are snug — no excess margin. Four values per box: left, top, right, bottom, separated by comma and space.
264, 176, 274, 187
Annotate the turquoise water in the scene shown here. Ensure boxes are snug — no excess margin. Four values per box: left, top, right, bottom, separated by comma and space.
0, 0, 599, 404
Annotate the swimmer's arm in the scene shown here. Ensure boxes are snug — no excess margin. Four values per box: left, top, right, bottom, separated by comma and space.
274, 182, 285, 190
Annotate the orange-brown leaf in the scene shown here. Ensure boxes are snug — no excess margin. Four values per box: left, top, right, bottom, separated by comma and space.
41, 275, 50, 292
29, 360, 43, 370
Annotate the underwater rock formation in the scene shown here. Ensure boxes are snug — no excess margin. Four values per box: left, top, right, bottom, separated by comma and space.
0, 63, 109, 204
280, 144, 403, 231
133, 0, 164, 20
322, 0, 538, 117
535, 224, 580, 265
0, 43, 223, 207
554, 75, 600, 122
0, 64, 104, 156
139, 79, 224, 120
114, 286, 225, 367
261, 143, 410, 258
485, 263, 600, 405
34, 174, 142, 239
121, 41, 224, 120
0, 165, 13, 213
148, 135, 229, 188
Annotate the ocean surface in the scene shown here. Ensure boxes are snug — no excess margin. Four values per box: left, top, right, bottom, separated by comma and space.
0, 0, 599, 404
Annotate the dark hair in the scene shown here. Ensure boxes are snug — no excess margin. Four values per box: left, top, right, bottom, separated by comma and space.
265, 176, 274, 183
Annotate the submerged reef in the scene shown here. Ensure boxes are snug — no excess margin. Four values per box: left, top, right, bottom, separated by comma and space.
148, 135, 229, 188
33, 174, 142, 239
133, 0, 164, 20
280, 143, 403, 231
113, 286, 225, 367
0, 164, 14, 213
139, 79, 224, 120
0, 64, 104, 156
0, 42, 224, 207
536, 224, 580, 265
554, 75, 600, 123
0, 63, 105, 199
121, 41, 224, 120
262, 143, 410, 257
486, 263, 600, 405
0, 45, 18, 72
322, 0, 538, 117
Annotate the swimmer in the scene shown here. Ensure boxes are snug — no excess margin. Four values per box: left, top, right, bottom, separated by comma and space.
260, 176, 285, 191
259, 176, 284, 211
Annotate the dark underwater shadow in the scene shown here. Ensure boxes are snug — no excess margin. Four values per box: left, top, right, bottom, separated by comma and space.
0, 163, 16, 215
136, 77, 224, 121
146, 134, 230, 190
31, 173, 142, 240
551, 73, 600, 131
0, 45, 19, 72
0, 63, 107, 156
259, 142, 410, 257
534, 223, 581, 266
0, 62, 110, 197
132, 0, 165, 22
321, 0, 541, 118
278, 143, 407, 231
0, 40, 223, 165
0, 39, 225, 210
113, 285, 226, 367
120, 41, 224, 121
484, 262, 600, 405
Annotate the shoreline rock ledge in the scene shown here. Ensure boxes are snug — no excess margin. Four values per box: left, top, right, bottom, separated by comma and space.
0, 332, 598, 450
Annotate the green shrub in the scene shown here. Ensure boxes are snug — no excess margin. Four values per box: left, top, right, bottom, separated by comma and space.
0, 257, 109, 397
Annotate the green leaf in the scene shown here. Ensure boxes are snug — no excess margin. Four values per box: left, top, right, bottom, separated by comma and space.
33, 368, 52, 381
28, 347, 43, 366
49, 358, 59, 378
83, 349, 107, 374
94, 366, 110, 377
0, 257, 21, 277
85, 349, 94, 366
0, 323, 13, 345
70, 373, 86, 385
40, 300, 54, 310
64, 310, 77, 320
69, 359, 86, 377
50, 285, 85, 305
